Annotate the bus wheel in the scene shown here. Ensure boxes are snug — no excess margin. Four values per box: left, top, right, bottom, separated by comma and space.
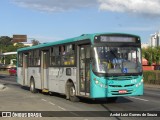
107, 97, 118, 103
30, 78, 37, 93
68, 83, 79, 102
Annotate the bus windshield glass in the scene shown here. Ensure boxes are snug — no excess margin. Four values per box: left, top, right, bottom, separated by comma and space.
92, 46, 142, 75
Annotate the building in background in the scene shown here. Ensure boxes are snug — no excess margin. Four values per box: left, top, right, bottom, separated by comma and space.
150, 32, 160, 47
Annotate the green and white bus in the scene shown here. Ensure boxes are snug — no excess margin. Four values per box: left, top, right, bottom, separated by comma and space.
17, 33, 143, 102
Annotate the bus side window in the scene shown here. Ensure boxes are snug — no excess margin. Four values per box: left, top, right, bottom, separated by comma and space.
18, 53, 23, 67
35, 50, 40, 66
50, 47, 55, 65
61, 45, 65, 55
29, 51, 34, 66
70, 44, 75, 65
56, 46, 61, 65
62, 44, 75, 66
61, 45, 66, 65
50, 46, 61, 66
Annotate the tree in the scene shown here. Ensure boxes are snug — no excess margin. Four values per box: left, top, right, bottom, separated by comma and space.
153, 47, 160, 65
0, 36, 29, 65
0, 36, 12, 47
31, 39, 40, 46
142, 46, 160, 65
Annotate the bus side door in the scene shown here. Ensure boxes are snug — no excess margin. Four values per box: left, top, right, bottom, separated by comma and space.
79, 45, 90, 96
23, 53, 28, 86
41, 50, 49, 90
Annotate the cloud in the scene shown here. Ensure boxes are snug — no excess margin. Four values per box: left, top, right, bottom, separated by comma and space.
11, 0, 160, 17
12, 0, 98, 12
98, 0, 160, 16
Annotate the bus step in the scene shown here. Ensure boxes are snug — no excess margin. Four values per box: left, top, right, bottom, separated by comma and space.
42, 89, 49, 93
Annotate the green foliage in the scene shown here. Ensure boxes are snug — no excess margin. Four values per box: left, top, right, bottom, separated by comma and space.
0, 36, 29, 65
31, 39, 40, 46
143, 71, 156, 83
0, 36, 12, 47
142, 46, 160, 66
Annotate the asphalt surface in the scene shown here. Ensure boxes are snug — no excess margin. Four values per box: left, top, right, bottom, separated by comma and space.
0, 74, 160, 120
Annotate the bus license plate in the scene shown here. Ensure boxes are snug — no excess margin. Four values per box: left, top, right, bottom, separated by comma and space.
119, 90, 127, 94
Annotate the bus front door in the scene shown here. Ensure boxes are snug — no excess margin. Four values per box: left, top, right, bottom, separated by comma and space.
79, 45, 90, 96
41, 51, 49, 92
23, 53, 28, 86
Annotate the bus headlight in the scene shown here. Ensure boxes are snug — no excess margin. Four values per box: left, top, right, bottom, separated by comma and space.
94, 77, 108, 88
95, 80, 99, 84
141, 79, 143, 83
136, 84, 139, 87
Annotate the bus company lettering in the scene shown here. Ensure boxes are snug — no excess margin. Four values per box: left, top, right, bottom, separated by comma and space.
28, 113, 42, 117
110, 113, 128, 117
110, 113, 120, 116
147, 113, 157, 117
129, 113, 141, 117
12, 112, 42, 117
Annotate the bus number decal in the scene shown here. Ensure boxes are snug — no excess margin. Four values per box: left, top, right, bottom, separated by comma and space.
131, 79, 137, 83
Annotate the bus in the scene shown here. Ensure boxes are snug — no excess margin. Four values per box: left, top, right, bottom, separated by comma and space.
17, 33, 143, 102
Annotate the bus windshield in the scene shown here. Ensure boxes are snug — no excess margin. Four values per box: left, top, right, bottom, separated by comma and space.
92, 46, 142, 75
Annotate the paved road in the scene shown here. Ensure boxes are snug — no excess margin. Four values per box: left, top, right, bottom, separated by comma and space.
0, 75, 160, 120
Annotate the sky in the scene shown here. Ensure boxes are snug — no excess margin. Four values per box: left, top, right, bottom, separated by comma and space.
0, 0, 160, 43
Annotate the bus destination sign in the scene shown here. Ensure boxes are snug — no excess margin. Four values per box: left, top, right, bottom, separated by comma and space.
99, 36, 136, 43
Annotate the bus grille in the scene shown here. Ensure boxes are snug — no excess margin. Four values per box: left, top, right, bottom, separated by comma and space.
124, 84, 134, 87
109, 84, 135, 88
109, 85, 122, 88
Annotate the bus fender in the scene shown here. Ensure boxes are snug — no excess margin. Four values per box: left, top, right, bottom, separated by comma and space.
65, 79, 79, 102
65, 79, 73, 99
30, 76, 38, 93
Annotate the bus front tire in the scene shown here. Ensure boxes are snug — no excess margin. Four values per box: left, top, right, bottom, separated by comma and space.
30, 78, 37, 93
67, 83, 79, 102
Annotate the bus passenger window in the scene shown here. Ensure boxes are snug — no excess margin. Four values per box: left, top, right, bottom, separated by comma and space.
18, 53, 23, 67
50, 47, 61, 66
50, 47, 56, 65
34, 50, 40, 66
62, 44, 75, 66
61, 45, 65, 55
56, 46, 61, 65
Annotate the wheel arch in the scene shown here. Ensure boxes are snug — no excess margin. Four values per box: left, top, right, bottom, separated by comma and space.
65, 79, 77, 99
29, 76, 38, 93
30, 76, 34, 82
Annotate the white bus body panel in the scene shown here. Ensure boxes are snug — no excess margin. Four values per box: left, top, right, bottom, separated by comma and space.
28, 67, 41, 89
18, 66, 77, 95
24, 68, 28, 85
48, 67, 77, 94
43, 68, 49, 89
48, 68, 59, 92
17, 67, 23, 85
